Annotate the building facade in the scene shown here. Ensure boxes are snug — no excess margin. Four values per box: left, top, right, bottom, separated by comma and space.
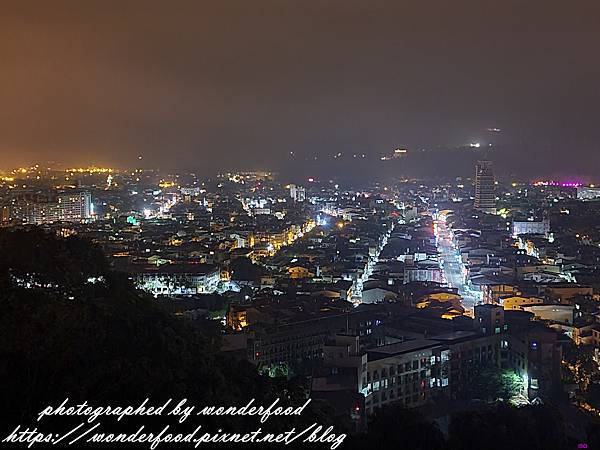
474, 160, 496, 214
133, 264, 220, 296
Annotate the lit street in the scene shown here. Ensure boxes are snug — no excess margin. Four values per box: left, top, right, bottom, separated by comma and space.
434, 211, 478, 314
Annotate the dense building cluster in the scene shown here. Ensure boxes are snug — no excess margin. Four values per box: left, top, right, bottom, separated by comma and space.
3, 162, 600, 430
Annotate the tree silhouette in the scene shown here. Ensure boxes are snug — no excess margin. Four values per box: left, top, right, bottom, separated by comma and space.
0, 229, 334, 448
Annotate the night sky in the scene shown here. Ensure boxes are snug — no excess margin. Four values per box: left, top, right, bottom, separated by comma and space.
1, 1, 599, 178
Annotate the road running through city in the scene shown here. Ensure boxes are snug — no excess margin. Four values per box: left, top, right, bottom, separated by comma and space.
434, 211, 478, 315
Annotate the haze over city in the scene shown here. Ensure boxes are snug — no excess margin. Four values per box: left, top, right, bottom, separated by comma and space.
1, 0, 600, 178
7, 2, 600, 449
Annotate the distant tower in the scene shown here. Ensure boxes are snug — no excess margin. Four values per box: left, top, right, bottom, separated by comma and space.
474, 160, 496, 214
289, 184, 305, 202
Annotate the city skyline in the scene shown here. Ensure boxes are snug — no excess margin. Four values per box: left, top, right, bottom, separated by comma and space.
6, 2, 600, 448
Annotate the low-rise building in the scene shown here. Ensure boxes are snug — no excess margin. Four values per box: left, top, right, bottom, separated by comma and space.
131, 263, 220, 296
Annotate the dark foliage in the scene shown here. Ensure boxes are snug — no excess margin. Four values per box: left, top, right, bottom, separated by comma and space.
0, 229, 334, 448
446, 404, 572, 450
229, 257, 262, 282
347, 404, 446, 450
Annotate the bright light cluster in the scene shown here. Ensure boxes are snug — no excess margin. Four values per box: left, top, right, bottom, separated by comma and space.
66, 167, 114, 174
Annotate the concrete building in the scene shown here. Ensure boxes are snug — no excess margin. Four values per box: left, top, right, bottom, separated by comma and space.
499, 295, 545, 310
577, 186, 600, 200
315, 329, 502, 416
474, 160, 496, 214
522, 304, 574, 325
132, 263, 220, 296
512, 219, 550, 237
289, 184, 306, 202
24, 190, 93, 224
